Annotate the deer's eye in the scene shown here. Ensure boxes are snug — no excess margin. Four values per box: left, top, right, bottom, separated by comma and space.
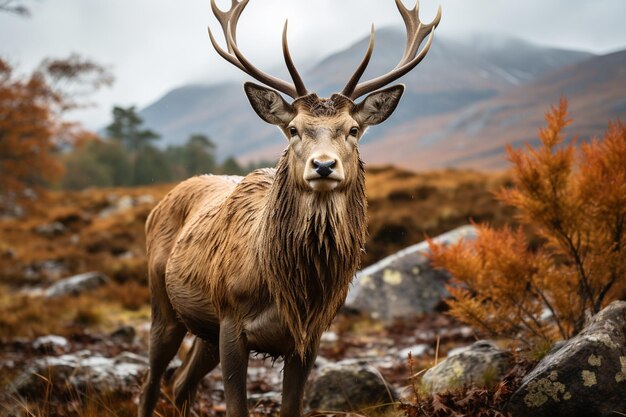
349, 127, 359, 137
289, 126, 298, 137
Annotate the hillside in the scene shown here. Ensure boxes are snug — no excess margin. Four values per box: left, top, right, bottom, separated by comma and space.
139, 30, 592, 161
363, 49, 626, 169
0, 167, 512, 291
0, 167, 512, 413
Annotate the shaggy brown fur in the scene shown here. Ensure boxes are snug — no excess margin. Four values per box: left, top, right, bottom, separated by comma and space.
138, 82, 404, 417
158, 155, 366, 358
139, 0, 438, 413
257, 153, 366, 356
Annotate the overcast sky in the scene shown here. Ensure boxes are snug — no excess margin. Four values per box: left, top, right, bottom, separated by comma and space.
2, 0, 626, 130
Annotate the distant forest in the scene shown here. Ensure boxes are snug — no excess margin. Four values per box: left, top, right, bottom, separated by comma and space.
60, 105, 274, 190
1, 54, 274, 216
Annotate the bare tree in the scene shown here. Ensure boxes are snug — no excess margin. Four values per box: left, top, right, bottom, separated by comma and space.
0, 0, 31, 17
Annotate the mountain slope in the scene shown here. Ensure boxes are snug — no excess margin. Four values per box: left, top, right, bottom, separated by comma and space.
139, 29, 592, 161
361, 49, 626, 170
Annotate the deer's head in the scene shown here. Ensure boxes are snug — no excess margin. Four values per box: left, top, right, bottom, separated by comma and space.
209, 0, 441, 192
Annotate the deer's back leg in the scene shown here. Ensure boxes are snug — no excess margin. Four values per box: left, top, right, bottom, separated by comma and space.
138, 312, 186, 416
173, 337, 220, 415
138, 261, 187, 417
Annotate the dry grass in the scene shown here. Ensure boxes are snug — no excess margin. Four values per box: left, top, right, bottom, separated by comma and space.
0, 166, 514, 341
105, 280, 151, 311
363, 167, 514, 265
0, 281, 151, 339
0, 183, 171, 288
0, 168, 513, 288
0, 167, 517, 416
5, 373, 139, 417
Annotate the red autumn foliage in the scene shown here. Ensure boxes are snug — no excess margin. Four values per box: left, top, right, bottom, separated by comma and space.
0, 55, 112, 211
429, 98, 626, 342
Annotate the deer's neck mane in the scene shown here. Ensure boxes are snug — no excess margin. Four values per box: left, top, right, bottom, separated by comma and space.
258, 154, 366, 359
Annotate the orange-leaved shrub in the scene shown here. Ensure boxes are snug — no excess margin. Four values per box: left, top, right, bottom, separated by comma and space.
428, 98, 626, 343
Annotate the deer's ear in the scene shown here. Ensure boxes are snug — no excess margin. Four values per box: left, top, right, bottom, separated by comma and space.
244, 82, 295, 126
352, 84, 404, 127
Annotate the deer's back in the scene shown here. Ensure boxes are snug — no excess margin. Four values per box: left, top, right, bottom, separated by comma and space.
145, 175, 243, 268
146, 170, 278, 340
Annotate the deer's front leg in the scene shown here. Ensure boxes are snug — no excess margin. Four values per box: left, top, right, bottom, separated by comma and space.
220, 317, 249, 417
280, 342, 319, 417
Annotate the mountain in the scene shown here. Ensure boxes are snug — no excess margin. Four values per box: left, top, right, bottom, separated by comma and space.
360, 49, 626, 170
139, 29, 593, 162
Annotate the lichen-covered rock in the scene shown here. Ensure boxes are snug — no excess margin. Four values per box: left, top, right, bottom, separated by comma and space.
304, 359, 396, 411
421, 340, 513, 393
345, 225, 476, 320
44, 271, 110, 298
505, 301, 626, 417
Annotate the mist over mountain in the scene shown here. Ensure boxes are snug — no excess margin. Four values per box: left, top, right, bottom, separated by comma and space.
138, 29, 612, 168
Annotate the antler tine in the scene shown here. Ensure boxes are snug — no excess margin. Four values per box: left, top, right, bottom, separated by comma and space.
210, 0, 248, 52
350, 25, 436, 99
208, 26, 246, 72
341, 24, 375, 98
345, 1, 441, 100
226, 24, 299, 98
395, 0, 441, 67
283, 20, 308, 97
208, 0, 306, 98
395, 0, 419, 65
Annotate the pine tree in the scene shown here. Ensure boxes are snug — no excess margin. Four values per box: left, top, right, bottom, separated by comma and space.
105, 106, 160, 185
183, 134, 216, 176
220, 156, 245, 175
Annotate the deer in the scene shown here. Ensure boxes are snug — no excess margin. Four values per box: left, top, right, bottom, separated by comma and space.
138, 1, 440, 416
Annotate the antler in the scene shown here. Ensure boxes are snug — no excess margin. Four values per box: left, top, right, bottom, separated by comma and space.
342, 0, 441, 100
208, 0, 308, 98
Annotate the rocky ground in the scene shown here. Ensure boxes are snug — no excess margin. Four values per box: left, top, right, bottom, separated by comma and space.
0, 167, 512, 416
1, 167, 623, 416
0, 310, 477, 416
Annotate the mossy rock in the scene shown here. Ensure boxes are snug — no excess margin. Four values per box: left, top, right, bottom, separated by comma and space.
304, 359, 396, 412
421, 340, 513, 393
505, 301, 626, 417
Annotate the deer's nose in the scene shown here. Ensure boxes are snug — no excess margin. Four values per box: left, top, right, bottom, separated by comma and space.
313, 159, 337, 178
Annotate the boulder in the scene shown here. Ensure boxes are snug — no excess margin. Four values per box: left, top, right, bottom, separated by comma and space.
23, 260, 67, 282
421, 340, 514, 393
398, 344, 432, 360
345, 225, 477, 320
7, 350, 148, 399
98, 195, 134, 218
44, 271, 110, 298
110, 325, 136, 343
97, 194, 156, 218
505, 301, 626, 417
304, 359, 396, 411
32, 335, 70, 354
34, 221, 67, 237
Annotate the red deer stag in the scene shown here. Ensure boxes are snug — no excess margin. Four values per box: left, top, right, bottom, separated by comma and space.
138, 1, 440, 416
